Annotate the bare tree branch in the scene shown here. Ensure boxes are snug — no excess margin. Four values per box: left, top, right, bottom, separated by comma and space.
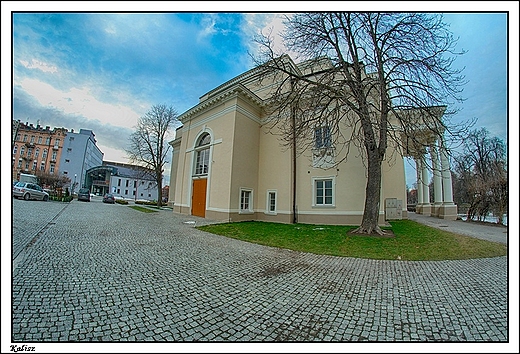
126, 104, 179, 207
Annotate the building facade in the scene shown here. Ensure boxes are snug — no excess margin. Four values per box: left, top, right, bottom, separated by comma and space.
168, 56, 414, 225
12, 121, 67, 182
85, 161, 159, 201
60, 129, 104, 192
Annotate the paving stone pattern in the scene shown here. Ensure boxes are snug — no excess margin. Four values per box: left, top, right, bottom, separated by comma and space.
12, 198, 508, 342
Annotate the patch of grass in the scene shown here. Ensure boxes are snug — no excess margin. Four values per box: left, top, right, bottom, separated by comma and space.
129, 205, 158, 213
197, 220, 506, 261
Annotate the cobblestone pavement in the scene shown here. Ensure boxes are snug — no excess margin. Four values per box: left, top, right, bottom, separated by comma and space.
11, 197, 509, 345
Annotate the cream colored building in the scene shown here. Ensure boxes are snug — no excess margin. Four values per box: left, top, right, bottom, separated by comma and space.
169, 56, 451, 225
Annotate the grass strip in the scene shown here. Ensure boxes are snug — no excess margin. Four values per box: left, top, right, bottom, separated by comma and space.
129, 205, 158, 213
197, 220, 506, 260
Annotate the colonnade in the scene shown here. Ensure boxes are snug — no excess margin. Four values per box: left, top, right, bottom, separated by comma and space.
414, 137, 458, 220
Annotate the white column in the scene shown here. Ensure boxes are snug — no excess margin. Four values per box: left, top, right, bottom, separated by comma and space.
421, 156, 430, 205
430, 142, 443, 207
440, 138, 454, 205
416, 159, 423, 205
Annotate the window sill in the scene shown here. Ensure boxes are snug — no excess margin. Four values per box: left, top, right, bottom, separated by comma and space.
312, 205, 336, 208
239, 210, 254, 215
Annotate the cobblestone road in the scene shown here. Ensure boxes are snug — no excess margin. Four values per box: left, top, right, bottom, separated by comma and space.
11, 197, 509, 345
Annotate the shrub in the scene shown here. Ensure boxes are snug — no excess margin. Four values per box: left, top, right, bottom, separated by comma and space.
135, 200, 158, 206
116, 199, 129, 205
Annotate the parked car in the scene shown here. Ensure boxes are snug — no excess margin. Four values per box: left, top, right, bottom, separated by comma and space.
103, 193, 115, 204
13, 182, 49, 201
77, 188, 91, 202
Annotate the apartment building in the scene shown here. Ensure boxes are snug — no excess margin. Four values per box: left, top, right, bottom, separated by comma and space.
12, 121, 67, 181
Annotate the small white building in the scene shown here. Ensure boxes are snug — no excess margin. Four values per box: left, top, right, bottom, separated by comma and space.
85, 161, 159, 202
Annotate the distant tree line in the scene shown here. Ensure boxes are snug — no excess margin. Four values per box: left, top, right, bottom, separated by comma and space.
452, 128, 507, 224
407, 128, 507, 224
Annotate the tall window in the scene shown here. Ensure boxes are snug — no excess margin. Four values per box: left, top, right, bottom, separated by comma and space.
314, 126, 331, 149
267, 191, 277, 213
194, 133, 211, 176
30, 136, 35, 143
32, 161, 37, 170
13, 145, 17, 155
18, 159, 22, 168
38, 136, 42, 144
35, 148, 39, 158
51, 151, 57, 160
240, 188, 253, 213
314, 178, 334, 206
23, 135, 28, 142
40, 162, 45, 171
42, 149, 48, 159
46, 137, 51, 145
50, 164, 55, 173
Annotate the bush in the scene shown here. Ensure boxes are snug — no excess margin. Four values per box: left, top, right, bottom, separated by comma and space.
135, 200, 158, 206
116, 199, 129, 205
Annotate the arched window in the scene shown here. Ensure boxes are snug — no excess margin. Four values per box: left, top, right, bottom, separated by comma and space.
194, 133, 211, 176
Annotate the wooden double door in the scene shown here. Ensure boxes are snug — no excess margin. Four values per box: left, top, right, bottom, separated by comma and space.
191, 178, 207, 217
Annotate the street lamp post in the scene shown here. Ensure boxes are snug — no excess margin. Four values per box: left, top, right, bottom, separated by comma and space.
73, 174, 77, 195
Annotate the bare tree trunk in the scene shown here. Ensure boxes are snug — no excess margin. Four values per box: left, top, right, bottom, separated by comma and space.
352, 151, 385, 235
157, 173, 163, 207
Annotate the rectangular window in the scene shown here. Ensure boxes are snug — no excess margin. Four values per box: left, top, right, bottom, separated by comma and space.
117, 188, 120, 194
30, 136, 35, 143
25, 162, 29, 170
20, 146, 25, 156
314, 178, 334, 206
126, 180, 129, 187
134, 181, 137, 188
32, 161, 37, 170
46, 137, 51, 145
118, 179, 121, 186
240, 189, 253, 213
40, 162, 45, 171
18, 159, 23, 168
38, 136, 42, 144
23, 135, 28, 142
195, 149, 210, 175
50, 164, 55, 173
42, 149, 48, 159
51, 151, 57, 160
133, 190, 136, 196
35, 148, 39, 158
13, 145, 18, 154
125, 190, 128, 195
314, 126, 331, 149
266, 190, 277, 214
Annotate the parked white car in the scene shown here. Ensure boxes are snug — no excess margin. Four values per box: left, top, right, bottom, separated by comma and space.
13, 182, 49, 201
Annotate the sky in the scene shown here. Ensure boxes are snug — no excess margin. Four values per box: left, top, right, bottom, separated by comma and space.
2, 2, 517, 190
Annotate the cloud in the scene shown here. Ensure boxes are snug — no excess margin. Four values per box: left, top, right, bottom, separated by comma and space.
20, 59, 58, 73
17, 77, 143, 129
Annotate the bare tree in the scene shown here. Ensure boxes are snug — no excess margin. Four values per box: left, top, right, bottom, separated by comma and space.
127, 104, 179, 207
253, 13, 468, 235
453, 128, 507, 224
35, 171, 71, 194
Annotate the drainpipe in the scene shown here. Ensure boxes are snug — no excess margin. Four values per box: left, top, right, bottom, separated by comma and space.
290, 79, 297, 224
